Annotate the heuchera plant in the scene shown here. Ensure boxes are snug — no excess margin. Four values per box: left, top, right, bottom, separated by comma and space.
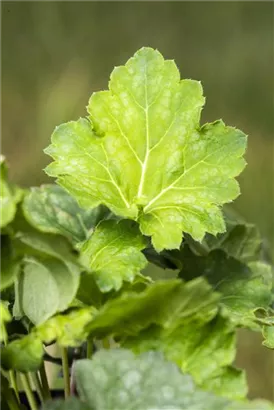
1, 48, 273, 410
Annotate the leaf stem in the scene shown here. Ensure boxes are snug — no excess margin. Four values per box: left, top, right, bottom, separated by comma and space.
9, 370, 19, 402
61, 347, 70, 398
19, 373, 38, 410
31, 372, 44, 403
86, 339, 93, 359
39, 361, 51, 400
4, 390, 21, 410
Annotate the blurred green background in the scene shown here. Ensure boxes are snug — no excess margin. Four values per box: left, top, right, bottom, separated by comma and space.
2, 1, 273, 400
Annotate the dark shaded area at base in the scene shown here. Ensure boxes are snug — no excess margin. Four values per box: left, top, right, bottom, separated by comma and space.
18, 391, 64, 410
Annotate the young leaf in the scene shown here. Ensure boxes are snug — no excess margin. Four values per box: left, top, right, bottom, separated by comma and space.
80, 219, 148, 292
0, 156, 23, 228
0, 301, 11, 342
18, 257, 80, 324
180, 248, 272, 327
44, 47, 247, 251
1, 307, 95, 373
23, 184, 109, 244
87, 278, 219, 339
123, 316, 247, 399
36, 307, 96, 346
0, 235, 20, 291
74, 349, 229, 410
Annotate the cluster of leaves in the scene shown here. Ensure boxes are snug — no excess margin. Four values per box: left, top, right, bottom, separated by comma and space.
1, 48, 273, 409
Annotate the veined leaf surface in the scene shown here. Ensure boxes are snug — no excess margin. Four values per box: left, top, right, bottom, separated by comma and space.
44, 47, 247, 251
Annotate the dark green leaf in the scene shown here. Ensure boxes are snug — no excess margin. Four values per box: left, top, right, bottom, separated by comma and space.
23, 184, 109, 244
179, 248, 272, 326
0, 235, 20, 291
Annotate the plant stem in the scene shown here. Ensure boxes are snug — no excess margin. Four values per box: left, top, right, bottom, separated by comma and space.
39, 362, 51, 400
31, 372, 44, 403
61, 347, 70, 398
102, 337, 111, 349
86, 339, 93, 359
9, 370, 19, 402
5, 391, 21, 410
20, 373, 38, 410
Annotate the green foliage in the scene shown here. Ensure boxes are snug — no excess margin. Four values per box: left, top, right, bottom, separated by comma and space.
124, 316, 247, 399
0, 301, 11, 343
179, 248, 272, 327
23, 184, 109, 244
87, 278, 219, 339
0, 156, 23, 229
44, 48, 247, 251
1, 47, 273, 408
80, 219, 148, 292
0, 235, 20, 291
16, 256, 80, 324
1, 334, 43, 372
42, 397, 91, 410
74, 349, 229, 410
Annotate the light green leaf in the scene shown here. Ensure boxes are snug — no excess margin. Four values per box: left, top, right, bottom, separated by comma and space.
262, 326, 274, 349
36, 307, 96, 346
18, 257, 80, 324
0, 301, 11, 342
74, 349, 229, 410
123, 316, 247, 399
1, 308, 95, 372
180, 248, 272, 326
0, 235, 20, 290
87, 278, 219, 339
80, 219, 148, 292
0, 156, 23, 228
1, 334, 43, 372
23, 184, 109, 244
44, 47, 247, 251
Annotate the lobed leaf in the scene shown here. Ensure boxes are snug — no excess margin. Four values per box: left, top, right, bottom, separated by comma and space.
80, 219, 148, 292
44, 47, 247, 251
